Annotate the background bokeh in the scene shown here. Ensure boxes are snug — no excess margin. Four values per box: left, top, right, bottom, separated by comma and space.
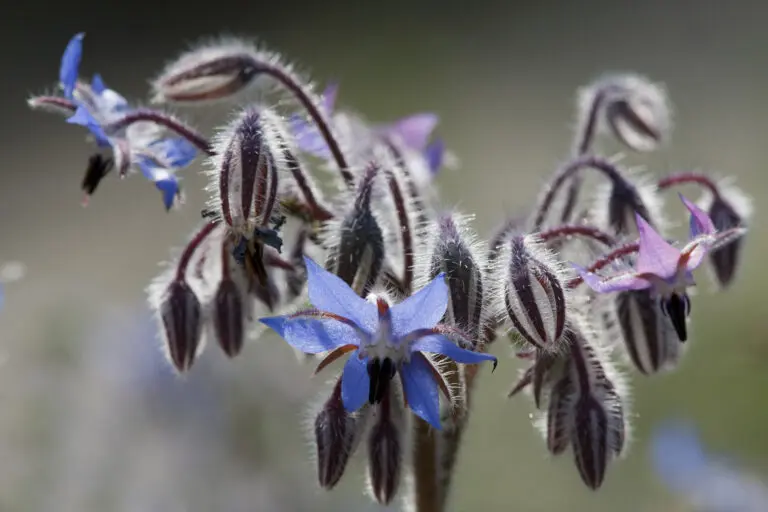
2, 0, 767, 510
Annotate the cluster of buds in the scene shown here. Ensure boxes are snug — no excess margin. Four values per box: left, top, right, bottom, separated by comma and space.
29, 33, 753, 509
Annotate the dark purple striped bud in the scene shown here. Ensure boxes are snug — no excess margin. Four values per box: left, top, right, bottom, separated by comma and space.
578, 74, 671, 154
571, 394, 609, 490
702, 185, 752, 287
497, 235, 569, 349
615, 289, 681, 374
315, 378, 370, 490
212, 241, 250, 358
508, 348, 566, 409
546, 373, 576, 455
426, 213, 485, 346
149, 222, 220, 372
209, 108, 282, 238
151, 41, 273, 104
367, 389, 403, 505
592, 169, 664, 237
325, 165, 385, 296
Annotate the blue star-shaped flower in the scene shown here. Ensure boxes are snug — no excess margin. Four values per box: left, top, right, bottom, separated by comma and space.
260, 257, 496, 429
58, 33, 197, 210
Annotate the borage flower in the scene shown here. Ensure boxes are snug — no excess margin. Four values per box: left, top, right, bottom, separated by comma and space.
57, 33, 197, 209
573, 195, 741, 341
260, 257, 496, 429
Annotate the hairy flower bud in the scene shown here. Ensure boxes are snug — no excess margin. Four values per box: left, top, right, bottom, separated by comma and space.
212, 241, 251, 358
590, 167, 665, 237
151, 41, 275, 103
159, 280, 204, 372
324, 165, 385, 296
367, 390, 403, 505
700, 184, 752, 287
208, 108, 283, 237
425, 213, 486, 345
315, 378, 370, 490
578, 74, 671, 153
496, 235, 569, 349
546, 373, 576, 455
614, 289, 681, 374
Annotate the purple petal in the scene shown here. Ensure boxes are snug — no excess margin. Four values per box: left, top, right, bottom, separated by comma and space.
572, 263, 650, 293
410, 335, 496, 368
321, 82, 339, 114
680, 239, 711, 272
304, 256, 377, 332
67, 105, 110, 147
390, 273, 448, 337
381, 113, 438, 151
290, 116, 332, 159
91, 73, 106, 95
60, 32, 84, 99
400, 355, 441, 429
680, 193, 716, 238
341, 350, 369, 412
260, 316, 360, 354
635, 213, 681, 278
424, 138, 445, 175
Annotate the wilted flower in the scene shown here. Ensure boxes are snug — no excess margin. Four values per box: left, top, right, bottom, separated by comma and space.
261, 257, 496, 429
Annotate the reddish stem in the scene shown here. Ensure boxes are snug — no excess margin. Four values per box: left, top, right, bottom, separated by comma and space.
385, 169, 414, 295
107, 110, 214, 155
657, 172, 720, 198
175, 221, 220, 280
537, 224, 616, 247
566, 242, 639, 289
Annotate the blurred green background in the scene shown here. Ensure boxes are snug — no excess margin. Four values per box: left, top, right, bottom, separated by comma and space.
2, 0, 767, 510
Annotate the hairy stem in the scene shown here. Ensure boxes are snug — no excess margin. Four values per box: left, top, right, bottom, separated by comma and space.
565, 242, 639, 289
657, 171, 720, 198
385, 169, 414, 294
106, 109, 214, 155
536, 224, 617, 247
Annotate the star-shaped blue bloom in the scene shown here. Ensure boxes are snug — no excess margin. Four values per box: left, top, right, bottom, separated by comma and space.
58, 33, 197, 210
260, 257, 496, 430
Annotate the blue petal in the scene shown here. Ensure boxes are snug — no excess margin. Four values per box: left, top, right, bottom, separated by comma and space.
260, 316, 361, 354
401, 355, 441, 429
289, 115, 332, 159
341, 350, 369, 413
304, 256, 377, 332
390, 273, 448, 338
155, 178, 179, 211
91, 73, 106, 94
151, 137, 197, 168
60, 32, 85, 99
67, 105, 110, 147
411, 335, 496, 368
424, 138, 445, 176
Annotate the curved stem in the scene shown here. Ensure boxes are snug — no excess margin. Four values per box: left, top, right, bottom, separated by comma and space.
175, 221, 220, 280
385, 169, 414, 295
283, 151, 334, 221
657, 171, 720, 198
252, 61, 354, 188
565, 242, 639, 289
536, 224, 617, 247
531, 155, 628, 230
107, 109, 214, 155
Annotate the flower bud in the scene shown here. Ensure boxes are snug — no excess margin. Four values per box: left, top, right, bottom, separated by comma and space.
209, 108, 282, 237
546, 373, 576, 455
579, 74, 671, 153
591, 168, 665, 237
571, 394, 610, 490
159, 280, 204, 372
315, 378, 370, 489
324, 165, 385, 296
615, 289, 681, 374
367, 389, 403, 505
151, 41, 271, 104
497, 235, 569, 349
701, 184, 752, 287
426, 213, 486, 345
212, 242, 250, 358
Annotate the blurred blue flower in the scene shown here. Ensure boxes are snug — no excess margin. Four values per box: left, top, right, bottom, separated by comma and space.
58, 33, 197, 209
651, 421, 768, 512
260, 256, 496, 429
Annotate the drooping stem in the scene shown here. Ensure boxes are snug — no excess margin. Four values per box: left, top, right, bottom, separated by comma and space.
413, 418, 440, 512
106, 109, 214, 155
250, 61, 354, 187
175, 220, 220, 280
565, 242, 639, 289
283, 151, 334, 221
657, 171, 720, 198
531, 155, 629, 230
536, 224, 617, 247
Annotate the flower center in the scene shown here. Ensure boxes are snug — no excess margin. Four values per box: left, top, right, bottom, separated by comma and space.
660, 292, 691, 342
366, 357, 397, 404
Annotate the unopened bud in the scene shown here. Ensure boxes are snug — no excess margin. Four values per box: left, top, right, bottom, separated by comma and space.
702, 185, 752, 287
426, 213, 486, 346
325, 165, 385, 296
546, 374, 576, 455
212, 243, 250, 358
593, 169, 664, 237
209, 108, 282, 237
615, 289, 681, 374
315, 378, 369, 489
151, 41, 271, 104
159, 280, 204, 372
367, 390, 403, 505
571, 394, 609, 490
579, 74, 671, 153
498, 235, 569, 349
